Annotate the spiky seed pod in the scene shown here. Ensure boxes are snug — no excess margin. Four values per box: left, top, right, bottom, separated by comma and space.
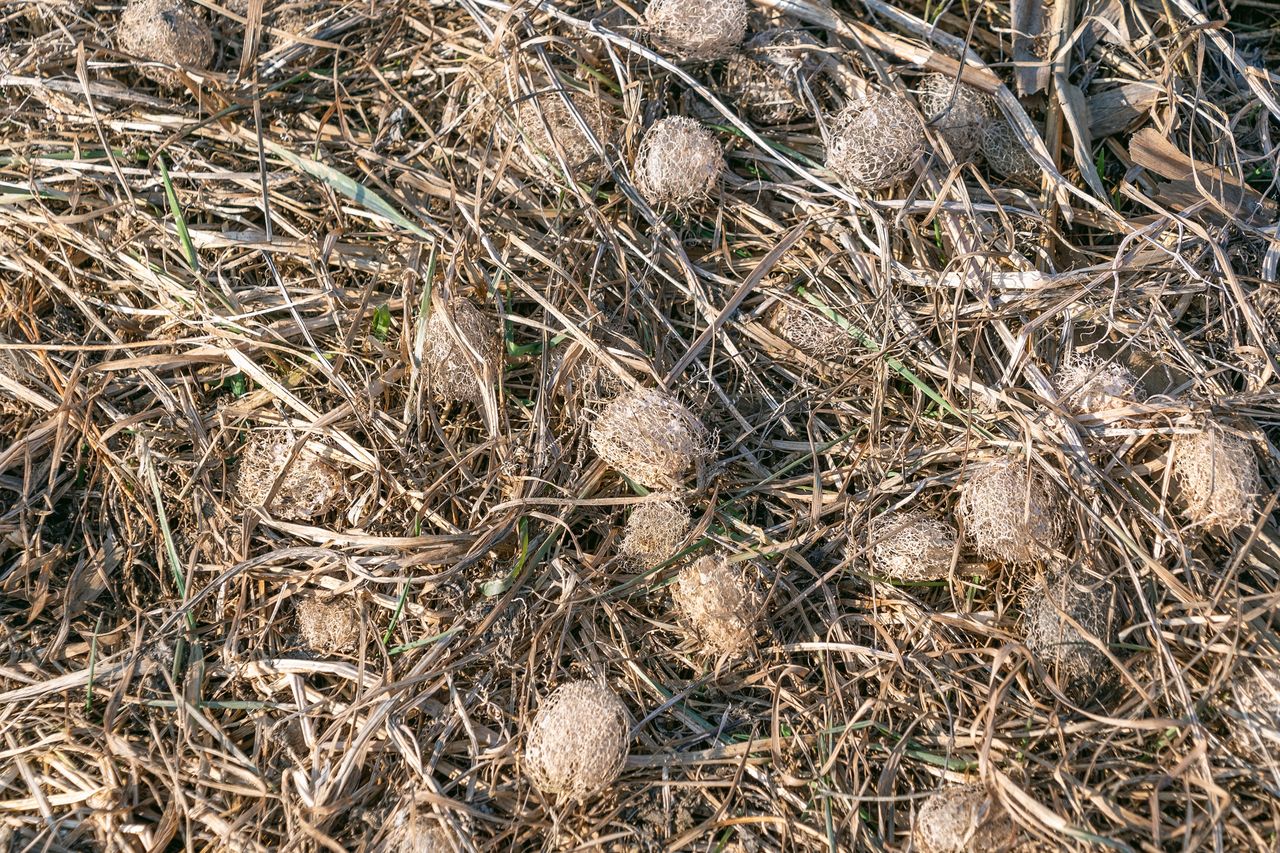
982, 119, 1040, 180
116, 0, 214, 87
424, 297, 503, 404
914, 784, 1017, 853
825, 91, 925, 191
1022, 574, 1112, 697
672, 555, 762, 656
524, 680, 629, 800
1230, 670, 1280, 759
295, 596, 360, 655
1171, 422, 1262, 531
513, 90, 615, 182
765, 302, 847, 360
958, 459, 1064, 564
619, 496, 691, 569
867, 510, 958, 582
722, 28, 823, 125
1053, 354, 1143, 416
634, 117, 723, 209
644, 0, 749, 61
590, 388, 710, 490
917, 73, 997, 162
234, 432, 343, 521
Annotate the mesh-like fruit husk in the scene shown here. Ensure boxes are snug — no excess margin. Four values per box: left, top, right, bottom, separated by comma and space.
424, 297, 502, 404
589, 388, 710, 489
867, 510, 957, 582
917, 73, 997, 163
1021, 574, 1111, 694
982, 119, 1040, 180
1230, 670, 1280, 759
765, 302, 847, 360
512, 89, 615, 182
634, 116, 723, 210
1171, 422, 1262, 531
1053, 354, 1142, 415
914, 784, 1017, 853
233, 432, 343, 521
825, 90, 925, 191
295, 596, 361, 656
116, 0, 214, 87
524, 680, 629, 800
672, 555, 762, 656
722, 28, 823, 125
958, 458, 1064, 564
384, 804, 456, 853
619, 496, 691, 569
644, 0, 749, 61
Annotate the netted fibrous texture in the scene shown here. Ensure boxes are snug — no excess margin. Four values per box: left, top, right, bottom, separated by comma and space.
1231, 671, 1280, 759
982, 119, 1040, 180
644, 0, 748, 61
722, 28, 823, 125
672, 555, 762, 656
1171, 422, 1262, 531
619, 497, 691, 569
917, 73, 997, 162
424, 297, 502, 404
590, 388, 709, 490
958, 459, 1064, 563
513, 90, 614, 182
524, 680, 629, 800
634, 117, 723, 210
116, 0, 213, 87
234, 433, 343, 521
826, 91, 925, 191
765, 302, 847, 360
385, 805, 456, 853
867, 510, 958, 582
1053, 354, 1142, 415
1022, 575, 1111, 694
914, 784, 1017, 853
295, 596, 360, 656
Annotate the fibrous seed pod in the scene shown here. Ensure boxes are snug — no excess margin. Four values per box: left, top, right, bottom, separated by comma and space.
764, 301, 847, 360
512, 89, 615, 182
1021, 573, 1112, 699
917, 73, 997, 162
1171, 421, 1262, 531
866, 510, 958, 582
825, 90, 925, 191
634, 116, 723, 210
672, 554, 762, 656
722, 28, 824, 125
914, 784, 1017, 853
295, 595, 361, 656
644, 0, 749, 62
590, 388, 710, 490
233, 432, 343, 521
958, 458, 1064, 564
1053, 354, 1143, 416
116, 0, 214, 87
619, 496, 691, 569
423, 297, 503, 404
524, 680, 630, 800
982, 119, 1040, 180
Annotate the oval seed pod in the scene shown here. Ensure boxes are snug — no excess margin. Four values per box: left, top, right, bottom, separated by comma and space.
634, 117, 723, 210
116, 0, 214, 87
866, 510, 958, 582
825, 91, 925, 191
524, 680, 630, 800
982, 119, 1040, 180
672, 555, 762, 656
958, 458, 1065, 564
590, 388, 710, 490
914, 784, 1017, 853
644, 0, 749, 61
234, 432, 343, 521
423, 297, 503, 404
1171, 421, 1262, 531
619, 495, 691, 569
917, 73, 997, 162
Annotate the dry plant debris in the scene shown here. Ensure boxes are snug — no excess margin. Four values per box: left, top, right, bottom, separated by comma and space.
115, 0, 213, 87
1171, 421, 1263, 531
295, 595, 361, 656
722, 28, 824, 125
590, 387, 709, 489
867, 510, 957, 582
672, 554, 763, 656
1230, 670, 1280, 760
619, 495, 691, 569
3, 0, 1279, 848
524, 680, 630, 800
423, 297, 503, 404
1053, 354, 1143, 416
644, 0, 749, 62
826, 90, 926, 190
233, 432, 343, 521
1021, 573, 1112, 699
383, 804, 458, 853
634, 116, 723, 209
913, 784, 1017, 852
959, 458, 1065, 564
917, 73, 997, 162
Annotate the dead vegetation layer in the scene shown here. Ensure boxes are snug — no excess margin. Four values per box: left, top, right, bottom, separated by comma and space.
0, 0, 1279, 850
